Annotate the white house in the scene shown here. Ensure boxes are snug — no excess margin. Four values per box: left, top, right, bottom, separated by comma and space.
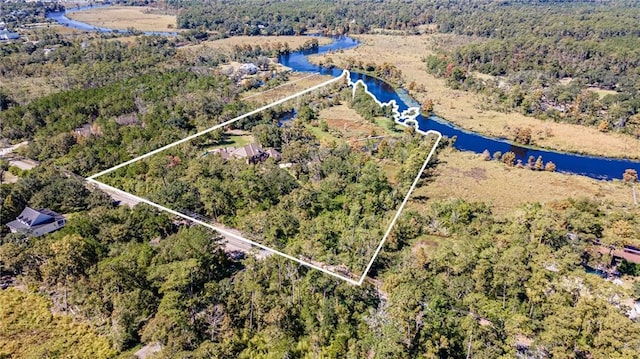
6, 207, 66, 237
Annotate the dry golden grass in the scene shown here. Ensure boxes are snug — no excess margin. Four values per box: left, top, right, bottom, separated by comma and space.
242, 73, 334, 104
318, 104, 382, 140
182, 36, 332, 54
309, 34, 640, 159
67, 6, 177, 32
409, 148, 639, 215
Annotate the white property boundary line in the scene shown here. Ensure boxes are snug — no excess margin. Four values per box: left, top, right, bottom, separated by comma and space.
88, 70, 442, 286
88, 71, 347, 180
242, 73, 320, 101
85, 177, 363, 285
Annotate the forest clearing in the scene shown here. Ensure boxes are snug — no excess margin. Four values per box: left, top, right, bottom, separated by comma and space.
182, 35, 332, 53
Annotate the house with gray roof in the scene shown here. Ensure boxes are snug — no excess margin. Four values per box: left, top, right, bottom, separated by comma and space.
209, 147, 235, 160
6, 207, 66, 237
265, 148, 282, 161
231, 143, 268, 164
0, 30, 19, 41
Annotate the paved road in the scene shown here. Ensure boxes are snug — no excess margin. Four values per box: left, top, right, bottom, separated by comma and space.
90, 180, 269, 257
8, 159, 39, 170
90, 181, 143, 207
0, 141, 28, 157
0, 141, 40, 170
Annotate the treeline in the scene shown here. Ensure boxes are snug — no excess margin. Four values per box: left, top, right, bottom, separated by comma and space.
425, 1, 640, 136
0, 34, 177, 104
0, 166, 113, 227
170, 0, 435, 35
377, 198, 640, 358
0, 30, 313, 106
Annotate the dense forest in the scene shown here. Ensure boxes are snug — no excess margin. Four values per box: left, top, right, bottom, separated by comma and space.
424, 1, 640, 136
2, 166, 640, 357
97, 83, 435, 275
1, 0, 640, 358
169, 0, 435, 36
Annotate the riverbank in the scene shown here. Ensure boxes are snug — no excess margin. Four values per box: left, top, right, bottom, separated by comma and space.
179, 35, 333, 54
411, 147, 639, 215
32, 7, 640, 179
308, 34, 640, 160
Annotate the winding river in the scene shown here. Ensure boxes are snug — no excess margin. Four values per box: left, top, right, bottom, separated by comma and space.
47, 10, 640, 180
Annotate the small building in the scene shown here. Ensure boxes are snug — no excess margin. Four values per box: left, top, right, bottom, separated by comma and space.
595, 245, 640, 265
6, 207, 66, 237
209, 143, 281, 164
0, 30, 19, 41
73, 123, 102, 139
238, 63, 258, 75
210, 146, 236, 160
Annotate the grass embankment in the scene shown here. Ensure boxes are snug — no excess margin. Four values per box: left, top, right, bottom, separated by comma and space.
410, 148, 639, 215
67, 6, 178, 32
308, 34, 640, 159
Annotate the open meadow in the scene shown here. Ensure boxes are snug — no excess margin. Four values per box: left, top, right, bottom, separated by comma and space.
410, 147, 639, 216
241, 73, 335, 104
66, 6, 177, 32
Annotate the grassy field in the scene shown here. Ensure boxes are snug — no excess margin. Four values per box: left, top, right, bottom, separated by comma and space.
587, 87, 619, 99
207, 131, 254, 150
319, 104, 388, 140
242, 73, 335, 104
67, 6, 177, 32
0, 77, 58, 105
308, 34, 640, 159
409, 147, 639, 215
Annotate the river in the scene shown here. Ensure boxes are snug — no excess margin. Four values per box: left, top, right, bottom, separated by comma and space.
46, 10, 640, 180
46, 5, 178, 36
